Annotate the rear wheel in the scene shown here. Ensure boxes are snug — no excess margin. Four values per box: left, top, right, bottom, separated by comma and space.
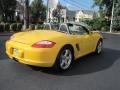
53, 47, 74, 71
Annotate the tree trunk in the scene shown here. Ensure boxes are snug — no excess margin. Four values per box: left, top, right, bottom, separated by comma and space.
24, 0, 29, 29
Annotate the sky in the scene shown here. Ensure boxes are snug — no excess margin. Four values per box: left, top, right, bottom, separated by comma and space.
30, 0, 99, 11
60, 0, 98, 11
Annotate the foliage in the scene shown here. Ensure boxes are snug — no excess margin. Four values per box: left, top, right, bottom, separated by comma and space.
0, 24, 4, 32
29, 24, 35, 30
35, 24, 43, 29
0, 15, 4, 22
17, 23, 23, 31
93, 0, 120, 31
0, 0, 16, 22
52, 3, 64, 23
4, 23, 10, 32
113, 19, 120, 31
113, 0, 120, 31
84, 18, 109, 31
30, 0, 46, 23
93, 0, 113, 18
10, 23, 17, 32
10, 23, 23, 32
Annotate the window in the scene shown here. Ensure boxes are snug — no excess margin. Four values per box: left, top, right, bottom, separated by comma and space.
68, 24, 89, 35
59, 25, 68, 33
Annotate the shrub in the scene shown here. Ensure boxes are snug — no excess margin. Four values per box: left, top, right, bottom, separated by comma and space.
29, 24, 35, 30
0, 24, 4, 32
4, 23, 10, 32
84, 18, 107, 31
35, 24, 43, 29
17, 23, 23, 31
0, 15, 4, 22
101, 26, 110, 32
10, 23, 17, 32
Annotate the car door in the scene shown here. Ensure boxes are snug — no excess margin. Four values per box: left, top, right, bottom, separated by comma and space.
77, 25, 94, 56
68, 24, 94, 57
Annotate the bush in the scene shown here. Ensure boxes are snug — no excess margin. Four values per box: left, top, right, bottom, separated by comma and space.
84, 18, 108, 31
0, 24, 4, 32
10, 23, 17, 32
4, 23, 10, 32
17, 23, 23, 31
29, 24, 35, 30
0, 15, 4, 22
101, 26, 110, 32
35, 24, 43, 29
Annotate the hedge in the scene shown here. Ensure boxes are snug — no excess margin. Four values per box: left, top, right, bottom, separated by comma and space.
35, 24, 43, 29
0, 24, 4, 32
29, 24, 35, 30
4, 23, 10, 32
10, 23, 17, 32
17, 23, 23, 31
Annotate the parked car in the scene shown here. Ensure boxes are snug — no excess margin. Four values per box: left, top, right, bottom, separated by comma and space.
6, 22, 103, 71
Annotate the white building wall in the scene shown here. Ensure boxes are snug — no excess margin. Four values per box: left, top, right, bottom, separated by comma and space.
60, 9, 67, 22
75, 10, 95, 22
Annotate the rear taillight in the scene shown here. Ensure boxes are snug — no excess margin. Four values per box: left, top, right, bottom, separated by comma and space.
32, 40, 56, 48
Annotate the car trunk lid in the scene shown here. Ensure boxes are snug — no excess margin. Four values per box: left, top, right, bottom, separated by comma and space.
12, 30, 65, 45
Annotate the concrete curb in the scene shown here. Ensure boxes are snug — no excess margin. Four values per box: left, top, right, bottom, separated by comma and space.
101, 32, 120, 35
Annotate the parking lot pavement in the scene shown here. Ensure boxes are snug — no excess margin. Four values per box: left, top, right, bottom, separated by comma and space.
0, 32, 14, 36
0, 33, 120, 90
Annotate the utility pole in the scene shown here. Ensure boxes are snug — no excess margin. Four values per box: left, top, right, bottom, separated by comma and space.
24, 0, 29, 29
110, 0, 115, 32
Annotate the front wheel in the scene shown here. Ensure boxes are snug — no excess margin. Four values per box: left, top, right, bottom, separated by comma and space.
54, 47, 74, 71
95, 41, 102, 54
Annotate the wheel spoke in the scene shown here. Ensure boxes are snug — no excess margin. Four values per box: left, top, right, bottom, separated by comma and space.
60, 49, 72, 70
64, 50, 69, 57
64, 59, 68, 65
60, 59, 65, 67
97, 42, 102, 53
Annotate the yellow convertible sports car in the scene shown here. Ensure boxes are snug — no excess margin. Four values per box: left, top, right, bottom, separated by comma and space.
6, 22, 103, 71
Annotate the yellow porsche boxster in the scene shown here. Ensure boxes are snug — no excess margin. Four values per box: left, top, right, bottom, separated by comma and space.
6, 22, 103, 71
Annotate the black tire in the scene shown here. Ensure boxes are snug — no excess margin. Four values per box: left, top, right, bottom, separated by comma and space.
95, 40, 102, 55
53, 46, 74, 71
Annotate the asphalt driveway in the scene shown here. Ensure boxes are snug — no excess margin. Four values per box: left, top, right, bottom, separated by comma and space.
0, 33, 120, 90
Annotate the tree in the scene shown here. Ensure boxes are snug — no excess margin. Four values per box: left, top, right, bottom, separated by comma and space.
93, 0, 120, 31
0, 0, 16, 22
113, 0, 120, 31
30, 0, 46, 24
92, 0, 113, 31
52, 2, 64, 23
93, 0, 114, 18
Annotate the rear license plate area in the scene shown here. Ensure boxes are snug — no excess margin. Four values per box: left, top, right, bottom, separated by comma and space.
13, 48, 19, 55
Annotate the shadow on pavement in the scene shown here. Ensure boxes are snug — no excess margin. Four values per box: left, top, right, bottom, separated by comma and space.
0, 35, 9, 60
0, 44, 9, 60
37, 48, 120, 76
0, 53, 9, 60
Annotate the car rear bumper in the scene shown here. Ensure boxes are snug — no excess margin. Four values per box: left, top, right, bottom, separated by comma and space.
6, 40, 59, 67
